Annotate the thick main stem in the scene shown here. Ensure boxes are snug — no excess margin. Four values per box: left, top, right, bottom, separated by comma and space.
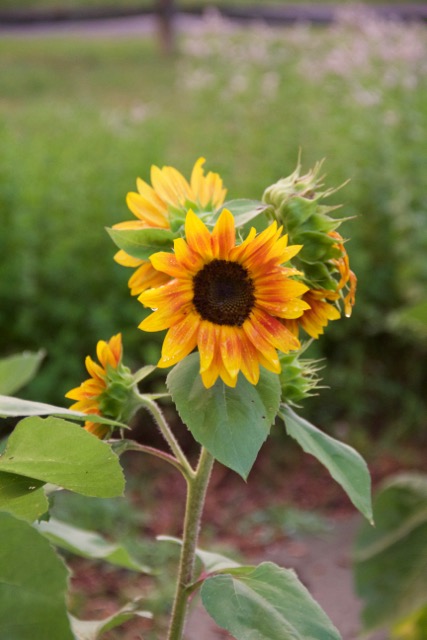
167, 447, 215, 640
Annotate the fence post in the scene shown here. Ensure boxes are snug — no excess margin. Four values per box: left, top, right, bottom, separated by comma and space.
157, 0, 175, 55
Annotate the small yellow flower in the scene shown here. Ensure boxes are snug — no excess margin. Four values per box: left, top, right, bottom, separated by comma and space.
66, 334, 131, 438
114, 158, 227, 296
138, 209, 310, 388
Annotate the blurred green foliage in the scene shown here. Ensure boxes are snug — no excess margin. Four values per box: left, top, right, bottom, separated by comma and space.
1, 12, 426, 438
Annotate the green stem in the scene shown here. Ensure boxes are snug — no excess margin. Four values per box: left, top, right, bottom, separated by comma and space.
167, 447, 215, 640
138, 394, 195, 481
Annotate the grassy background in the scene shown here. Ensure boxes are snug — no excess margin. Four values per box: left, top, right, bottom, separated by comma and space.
1, 11, 426, 439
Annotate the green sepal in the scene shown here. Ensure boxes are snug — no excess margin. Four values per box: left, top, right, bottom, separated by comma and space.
201, 561, 342, 640
167, 353, 280, 479
107, 226, 176, 260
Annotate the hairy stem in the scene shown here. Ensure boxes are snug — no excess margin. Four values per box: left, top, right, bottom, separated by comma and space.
167, 447, 215, 640
137, 394, 195, 480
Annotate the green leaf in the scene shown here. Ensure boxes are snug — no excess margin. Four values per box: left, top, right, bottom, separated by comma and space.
215, 199, 271, 228
0, 416, 125, 498
0, 351, 45, 396
0, 395, 128, 429
354, 473, 427, 631
201, 561, 341, 640
0, 512, 74, 640
157, 536, 240, 573
36, 518, 150, 573
167, 353, 280, 479
70, 601, 152, 640
107, 226, 176, 260
0, 471, 48, 522
279, 405, 373, 522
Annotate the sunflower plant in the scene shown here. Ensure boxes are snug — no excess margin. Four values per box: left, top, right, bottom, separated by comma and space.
0, 158, 372, 640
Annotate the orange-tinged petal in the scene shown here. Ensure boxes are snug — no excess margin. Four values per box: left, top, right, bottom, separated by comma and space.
158, 313, 200, 367
174, 237, 205, 273
184, 209, 213, 259
114, 250, 143, 268
139, 306, 187, 332
128, 262, 170, 296
198, 320, 218, 373
239, 333, 260, 385
211, 208, 235, 259
200, 350, 221, 388
257, 297, 311, 319
243, 317, 281, 370
85, 356, 106, 382
251, 308, 300, 353
220, 325, 242, 379
150, 252, 188, 279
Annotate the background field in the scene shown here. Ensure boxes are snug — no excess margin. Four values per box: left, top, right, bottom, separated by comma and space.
1, 8, 426, 440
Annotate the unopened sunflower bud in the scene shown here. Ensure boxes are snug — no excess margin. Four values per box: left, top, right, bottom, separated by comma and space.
263, 162, 356, 320
279, 352, 323, 406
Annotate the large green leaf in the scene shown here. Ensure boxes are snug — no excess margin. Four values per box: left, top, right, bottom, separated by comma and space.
0, 512, 74, 640
36, 518, 150, 573
0, 351, 45, 396
107, 226, 176, 260
354, 473, 427, 632
279, 405, 373, 522
70, 601, 152, 640
0, 395, 127, 430
201, 561, 341, 640
0, 471, 47, 522
167, 353, 280, 479
0, 416, 125, 498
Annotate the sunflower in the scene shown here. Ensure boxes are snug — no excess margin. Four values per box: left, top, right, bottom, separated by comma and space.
138, 209, 310, 388
114, 158, 227, 296
66, 334, 131, 438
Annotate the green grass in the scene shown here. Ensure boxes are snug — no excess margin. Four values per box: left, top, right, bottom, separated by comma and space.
1, 14, 426, 436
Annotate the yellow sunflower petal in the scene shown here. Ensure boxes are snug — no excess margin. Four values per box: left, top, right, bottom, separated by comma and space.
239, 334, 260, 385
251, 308, 300, 353
126, 192, 169, 228
174, 237, 205, 273
114, 250, 143, 268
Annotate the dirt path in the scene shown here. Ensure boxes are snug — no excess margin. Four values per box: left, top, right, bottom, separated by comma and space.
186, 515, 387, 640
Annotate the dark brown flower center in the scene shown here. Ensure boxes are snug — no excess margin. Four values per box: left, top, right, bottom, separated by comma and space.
192, 259, 255, 326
